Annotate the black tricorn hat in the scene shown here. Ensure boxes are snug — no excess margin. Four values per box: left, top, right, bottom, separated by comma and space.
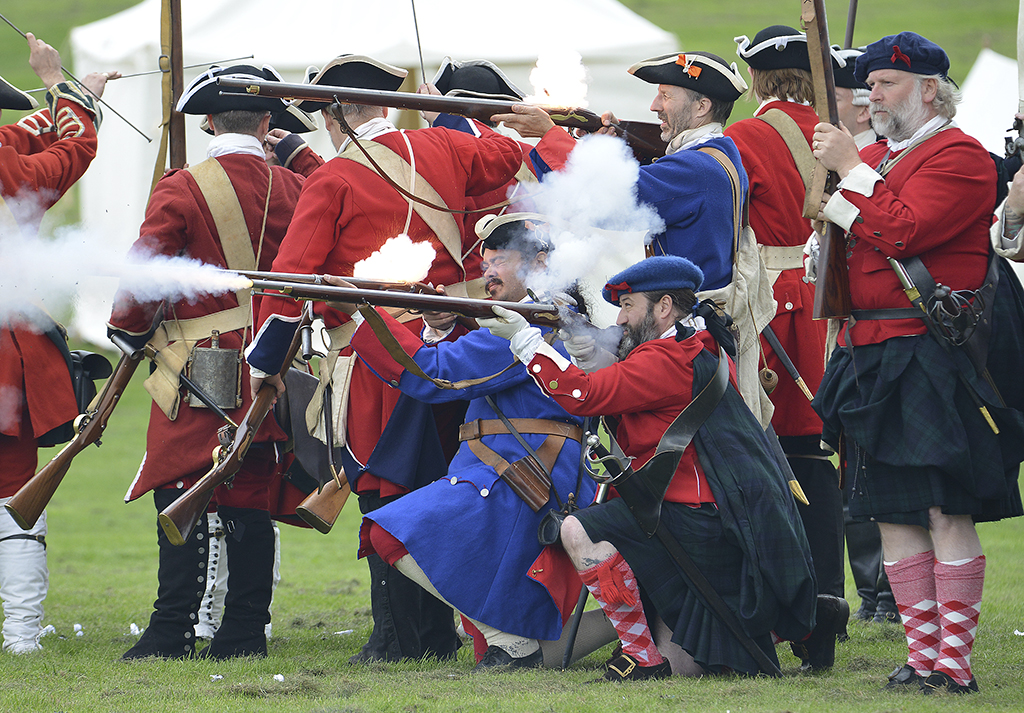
271, 103, 319, 133
177, 64, 287, 115
431, 57, 524, 102
735, 25, 846, 75
0, 74, 38, 111
628, 52, 748, 102
297, 55, 407, 112
834, 47, 869, 89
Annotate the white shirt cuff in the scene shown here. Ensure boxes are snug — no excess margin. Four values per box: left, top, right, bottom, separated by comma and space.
822, 191, 860, 231
531, 339, 572, 372
249, 365, 273, 380
508, 327, 545, 364
837, 162, 883, 196
422, 322, 455, 344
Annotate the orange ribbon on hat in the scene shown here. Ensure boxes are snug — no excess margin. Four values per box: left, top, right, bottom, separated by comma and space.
675, 54, 703, 78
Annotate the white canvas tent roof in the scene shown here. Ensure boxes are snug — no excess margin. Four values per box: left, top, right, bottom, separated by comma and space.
957, 48, 1017, 156
68, 0, 678, 343
956, 48, 1024, 283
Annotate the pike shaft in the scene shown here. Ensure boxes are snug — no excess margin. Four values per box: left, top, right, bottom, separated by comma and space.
410, 0, 427, 84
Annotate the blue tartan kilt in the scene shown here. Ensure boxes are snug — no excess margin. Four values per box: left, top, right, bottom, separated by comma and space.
574, 498, 779, 676
814, 256, 1024, 526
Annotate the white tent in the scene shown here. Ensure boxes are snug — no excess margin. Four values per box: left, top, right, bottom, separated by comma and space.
957, 48, 1018, 155
957, 48, 1024, 283
68, 0, 678, 343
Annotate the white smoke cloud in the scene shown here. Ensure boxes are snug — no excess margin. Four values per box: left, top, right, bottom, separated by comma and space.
523, 134, 664, 327
0, 225, 250, 333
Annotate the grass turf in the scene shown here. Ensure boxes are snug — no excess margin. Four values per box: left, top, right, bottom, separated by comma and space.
2, 1, 1022, 710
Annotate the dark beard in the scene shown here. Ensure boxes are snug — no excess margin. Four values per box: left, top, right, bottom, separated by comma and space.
616, 306, 661, 360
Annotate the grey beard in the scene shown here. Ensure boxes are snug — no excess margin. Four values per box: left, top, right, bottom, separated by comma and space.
616, 308, 662, 360
870, 84, 930, 142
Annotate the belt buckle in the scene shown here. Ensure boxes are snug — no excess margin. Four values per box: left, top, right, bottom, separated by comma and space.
460, 419, 483, 441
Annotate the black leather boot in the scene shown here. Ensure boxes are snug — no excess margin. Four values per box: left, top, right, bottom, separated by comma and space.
350, 493, 460, 663
845, 518, 883, 621
873, 569, 899, 623
791, 594, 851, 671
123, 489, 208, 660
201, 506, 274, 659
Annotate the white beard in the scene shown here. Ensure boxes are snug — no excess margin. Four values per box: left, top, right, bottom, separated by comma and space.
870, 81, 930, 142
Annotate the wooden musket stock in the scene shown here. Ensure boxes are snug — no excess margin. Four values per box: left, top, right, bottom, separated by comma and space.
5, 339, 144, 529
295, 474, 351, 534
157, 309, 313, 546
216, 77, 667, 164
249, 278, 562, 327
803, 0, 853, 319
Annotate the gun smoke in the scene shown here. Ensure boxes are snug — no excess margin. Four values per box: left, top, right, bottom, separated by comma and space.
1, 224, 250, 332
522, 133, 664, 331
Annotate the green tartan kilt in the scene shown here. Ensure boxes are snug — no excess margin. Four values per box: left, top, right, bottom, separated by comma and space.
574, 498, 779, 676
814, 256, 1024, 527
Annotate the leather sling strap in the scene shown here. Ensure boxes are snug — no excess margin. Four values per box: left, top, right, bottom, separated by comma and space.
339, 139, 464, 270
356, 304, 520, 390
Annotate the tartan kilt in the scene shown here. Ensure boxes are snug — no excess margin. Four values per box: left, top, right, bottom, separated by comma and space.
813, 257, 1024, 526
574, 498, 779, 676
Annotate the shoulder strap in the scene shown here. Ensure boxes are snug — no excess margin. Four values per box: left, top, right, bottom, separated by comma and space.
356, 304, 519, 389
876, 122, 955, 177
339, 140, 464, 270
185, 158, 258, 310
756, 109, 815, 192
611, 345, 731, 538
697, 146, 744, 256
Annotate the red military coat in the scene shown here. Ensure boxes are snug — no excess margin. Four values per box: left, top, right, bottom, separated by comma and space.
725, 101, 827, 437
254, 121, 524, 497
837, 127, 994, 345
109, 151, 306, 500
0, 89, 98, 234
0, 322, 78, 496
526, 329, 737, 505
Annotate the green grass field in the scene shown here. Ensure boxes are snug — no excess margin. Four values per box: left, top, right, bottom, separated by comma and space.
0, 361, 1022, 711
2, 1, 1023, 710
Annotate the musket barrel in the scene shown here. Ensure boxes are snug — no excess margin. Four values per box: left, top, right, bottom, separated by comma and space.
217, 77, 600, 129
217, 77, 667, 162
249, 278, 561, 325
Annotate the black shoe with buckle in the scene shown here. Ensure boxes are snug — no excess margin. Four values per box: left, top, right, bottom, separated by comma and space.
921, 671, 979, 694
593, 652, 672, 682
884, 664, 926, 691
471, 645, 543, 672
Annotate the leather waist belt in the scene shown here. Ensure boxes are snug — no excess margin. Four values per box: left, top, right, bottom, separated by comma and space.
459, 418, 583, 443
851, 308, 922, 321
